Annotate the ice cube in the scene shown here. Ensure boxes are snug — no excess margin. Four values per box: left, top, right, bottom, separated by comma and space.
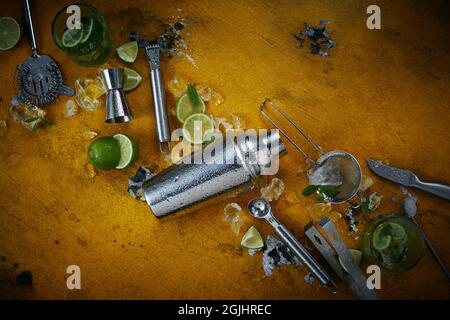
9, 104, 46, 131
75, 78, 105, 111
359, 175, 374, 192
262, 235, 301, 277
304, 272, 315, 285
128, 166, 157, 201
81, 131, 98, 141
0, 120, 7, 129
308, 157, 342, 186
223, 203, 244, 236
261, 178, 285, 201
65, 99, 78, 117
368, 192, 382, 211
308, 203, 332, 222
85, 163, 97, 179
213, 117, 233, 131
167, 77, 188, 98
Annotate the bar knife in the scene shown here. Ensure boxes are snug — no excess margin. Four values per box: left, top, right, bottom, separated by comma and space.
366, 158, 450, 201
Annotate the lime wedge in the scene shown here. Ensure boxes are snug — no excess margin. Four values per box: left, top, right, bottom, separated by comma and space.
338, 249, 362, 273
241, 226, 264, 249
117, 41, 138, 63
0, 17, 21, 51
176, 92, 206, 123
182, 113, 214, 144
62, 26, 83, 48
80, 16, 94, 44
372, 223, 392, 251
113, 134, 139, 169
123, 67, 142, 91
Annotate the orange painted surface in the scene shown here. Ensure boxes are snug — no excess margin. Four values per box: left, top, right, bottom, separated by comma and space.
0, 0, 449, 299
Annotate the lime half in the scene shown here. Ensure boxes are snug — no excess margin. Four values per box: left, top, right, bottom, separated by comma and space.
117, 41, 138, 63
0, 17, 21, 51
62, 26, 83, 48
123, 67, 142, 91
176, 92, 206, 123
88, 136, 121, 170
338, 249, 362, 273
113, 134, 139, 169
372, 223, 392, 251
241, 226, 264, 249
182, 113, 214, 144
80, 16, 94, 43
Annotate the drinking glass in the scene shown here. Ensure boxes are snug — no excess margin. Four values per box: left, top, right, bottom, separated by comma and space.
52, 3, 112, 66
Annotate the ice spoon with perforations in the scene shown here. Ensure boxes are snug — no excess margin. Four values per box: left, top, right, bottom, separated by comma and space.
11, 0, 74, 107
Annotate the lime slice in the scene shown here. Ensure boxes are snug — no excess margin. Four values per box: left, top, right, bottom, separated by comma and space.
0, 17, 21, 51
372, 223, 392, 251
241, 226, 264, 249
113, 134, 139, 169
176, 92, 206, 123
338, 249, 362, 273
80, 16, 94, 44
387, 222, 406, 241
123, 67, 142, 91
182, 113, 214, 144
88, 136, 121, 170
62, 26, 83, 48
117, 41, 138, 63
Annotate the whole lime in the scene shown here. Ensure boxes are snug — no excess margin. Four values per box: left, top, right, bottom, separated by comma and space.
88, 136, 121, 170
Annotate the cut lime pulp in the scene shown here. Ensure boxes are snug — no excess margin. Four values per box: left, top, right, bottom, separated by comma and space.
113, 134, 139, 169
241, 226, 264, 249
182, 113, 214, 144
80, 16, 94, 43
117, 41, 138, 63
176, 92, 206, 123
62, 26, 83, 48
372, 223, 392, 251
0, 17, 21, 51
123, 67, 142, 91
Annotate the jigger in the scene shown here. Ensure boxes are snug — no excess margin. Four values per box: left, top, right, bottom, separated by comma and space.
101, 68, 133, 123
248, 197, 337, 293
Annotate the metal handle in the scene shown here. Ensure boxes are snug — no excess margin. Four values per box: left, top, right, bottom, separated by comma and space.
150, 69, 171, 153
260, 98, 323, 162
413, 179, 450, 201
266, 215, 337, 292
23, 0, 38, 52
412, 218, 450, 279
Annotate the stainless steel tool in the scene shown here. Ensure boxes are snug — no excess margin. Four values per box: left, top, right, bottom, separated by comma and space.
260, 98, 362, 206
366, 158, 450, 201
129, 33, 171, 153
401, 197, 450, 279
143, 130, 286, 218
12, 0, 74, 107
247, 197, 337, 293
305, 217, 380, 300
101, 68, 133, 123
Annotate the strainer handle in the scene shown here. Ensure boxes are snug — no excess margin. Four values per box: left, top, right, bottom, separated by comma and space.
23, 0, 38, 52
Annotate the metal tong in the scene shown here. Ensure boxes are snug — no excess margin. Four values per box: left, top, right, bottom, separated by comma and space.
129, 33, 171, 153
305, 217, 380, 300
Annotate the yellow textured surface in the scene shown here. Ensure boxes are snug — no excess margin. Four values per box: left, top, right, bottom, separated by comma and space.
0, 0, 449, 299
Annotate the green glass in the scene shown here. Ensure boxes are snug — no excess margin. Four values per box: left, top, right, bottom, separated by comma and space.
360, 214, 425, 272
52, 3, 112, 66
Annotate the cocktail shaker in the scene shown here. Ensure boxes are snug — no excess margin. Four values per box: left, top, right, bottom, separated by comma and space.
142, 130, 287, 218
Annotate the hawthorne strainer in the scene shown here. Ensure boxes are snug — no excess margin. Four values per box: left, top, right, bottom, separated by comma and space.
260, 98, 362, 206
11, 0, 73, 107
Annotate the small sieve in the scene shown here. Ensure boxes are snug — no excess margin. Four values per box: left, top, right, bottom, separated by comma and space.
260, 98, 362, 207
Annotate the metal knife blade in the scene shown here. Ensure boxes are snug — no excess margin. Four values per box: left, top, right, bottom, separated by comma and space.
366, 158, 417, 186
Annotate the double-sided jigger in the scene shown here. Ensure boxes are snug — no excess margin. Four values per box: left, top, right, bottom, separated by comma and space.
101, 68, 133, 123
260, 98, 362, 207
248, 197, 338, 293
